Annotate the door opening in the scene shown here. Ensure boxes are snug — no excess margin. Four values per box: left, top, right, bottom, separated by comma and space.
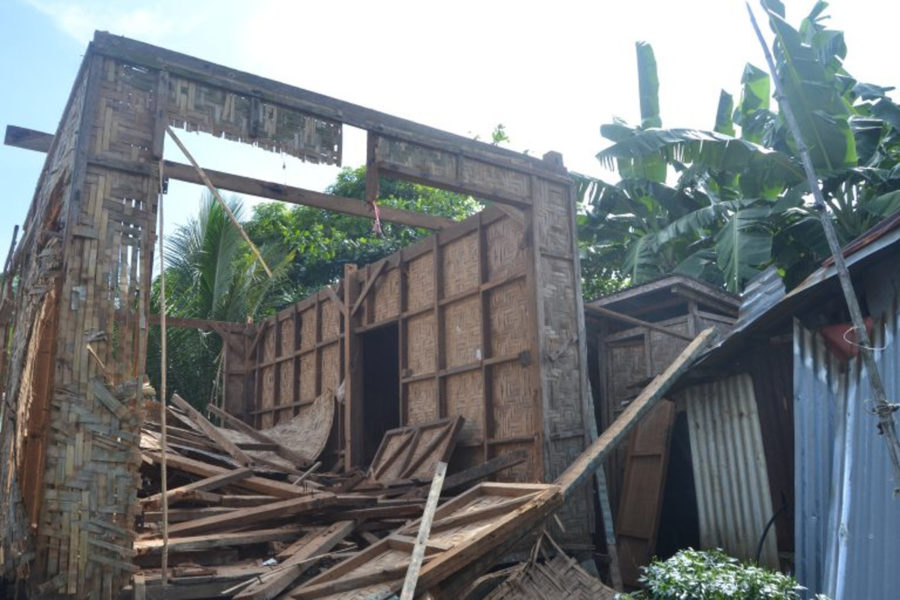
360, 324, 400, 466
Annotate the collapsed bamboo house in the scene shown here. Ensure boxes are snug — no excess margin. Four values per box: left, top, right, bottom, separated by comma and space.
0, 32, 595, 597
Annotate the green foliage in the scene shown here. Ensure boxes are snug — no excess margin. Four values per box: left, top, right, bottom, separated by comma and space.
245, 167, 480, 301
579, 2, 900, 294
623, 549, 807, 600
146, 194, 295, 408
147, 171, 478, 409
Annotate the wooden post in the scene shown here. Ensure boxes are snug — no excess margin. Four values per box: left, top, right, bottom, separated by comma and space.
342, 264, 363, 467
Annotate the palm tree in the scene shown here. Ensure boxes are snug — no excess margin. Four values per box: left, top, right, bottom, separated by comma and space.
146, 193, 293, 409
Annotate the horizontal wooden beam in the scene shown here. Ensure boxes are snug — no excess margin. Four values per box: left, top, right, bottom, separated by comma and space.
4, 125, 51, 152
148, 313, 248, 332
584, 304, 695, 341
4, 125, 456, 230
88, 32, 564, 180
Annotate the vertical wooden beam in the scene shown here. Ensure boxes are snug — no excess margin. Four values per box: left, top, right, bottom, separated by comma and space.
477, 213, 492, 463
398, 253, 408, 427
274, 315, 283, 424
343, 264, 363, 467
432, 237, 445, 419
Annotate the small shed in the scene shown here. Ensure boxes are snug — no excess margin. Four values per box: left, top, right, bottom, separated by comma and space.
584, 276, 739, 583
673, 212, 900, 598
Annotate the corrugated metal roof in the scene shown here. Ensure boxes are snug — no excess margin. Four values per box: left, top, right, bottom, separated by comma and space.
734, 266, 785, 331
793, 298, 900, 599
681, 373, 779, 569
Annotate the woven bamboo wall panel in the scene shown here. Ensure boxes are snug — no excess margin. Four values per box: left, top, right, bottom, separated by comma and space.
485, 217, 525, 280
444, 296, 482, 368
493, 442, 536, 483
167, 74, 341, 165
648, 320, 690, 373
320, 342, 341, 395
299, 352, 317, 400
93, 60, 156, 163
405, 313, 436, 375
491, 362, 535, 439
609, 341, 647, 401
300, 305, 317, 349
406, 253, 434, 311
488, 280, 529, 357
445, 371, 484, 445
460, 157, 530, 201
276, 362, 294, 423
375, 137, 456, 181
260, 365, 276, 428
534, 181, 572, 255
372, 266, 400, 323
19, 53, 160, 595
321, 298, 340, 340
538, 257, 578, 415
279, 317, 295, 355
405, 379, 438, 426
442, 233, 479, 297
262, 323, 277, 363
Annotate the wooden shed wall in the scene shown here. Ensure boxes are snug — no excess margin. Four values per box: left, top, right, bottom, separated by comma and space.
233, 173, 595, 546
230, 206, 544, 481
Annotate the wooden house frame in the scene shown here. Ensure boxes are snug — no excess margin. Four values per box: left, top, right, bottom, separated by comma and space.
0, 32, 594, 596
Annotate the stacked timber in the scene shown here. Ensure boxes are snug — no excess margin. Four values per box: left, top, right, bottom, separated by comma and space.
129, 399, 529, 599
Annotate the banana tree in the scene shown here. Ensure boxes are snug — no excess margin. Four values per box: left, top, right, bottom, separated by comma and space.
579, 2, 900, 294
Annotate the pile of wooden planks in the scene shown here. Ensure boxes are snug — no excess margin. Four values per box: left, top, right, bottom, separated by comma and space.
130, 400, 529, 599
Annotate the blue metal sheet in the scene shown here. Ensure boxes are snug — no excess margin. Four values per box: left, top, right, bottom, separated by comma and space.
793, 296, 900, 599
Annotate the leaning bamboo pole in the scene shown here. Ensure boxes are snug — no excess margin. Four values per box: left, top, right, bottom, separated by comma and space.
157, 160, 170, 588
747, 3, 900, 487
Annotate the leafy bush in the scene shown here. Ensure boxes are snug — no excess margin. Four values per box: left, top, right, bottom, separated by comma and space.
621, 549, 808, 600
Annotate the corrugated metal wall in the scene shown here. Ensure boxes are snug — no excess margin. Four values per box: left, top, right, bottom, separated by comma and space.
793, 292, 900, 599
682, 373, 779, 568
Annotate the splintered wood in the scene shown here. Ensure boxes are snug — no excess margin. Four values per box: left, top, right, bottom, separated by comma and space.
132, 400, 538, 599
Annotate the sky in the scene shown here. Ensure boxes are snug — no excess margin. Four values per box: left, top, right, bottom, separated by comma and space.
0, 0, 898, 261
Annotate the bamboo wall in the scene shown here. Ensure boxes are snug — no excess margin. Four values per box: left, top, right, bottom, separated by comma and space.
2, 32, 596, 595
231, 151, 596, 544
0, 52, 161, 596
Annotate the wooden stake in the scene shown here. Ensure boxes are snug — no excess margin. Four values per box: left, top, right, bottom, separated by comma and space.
165, 126, 273, 278
400, 461, 447, 600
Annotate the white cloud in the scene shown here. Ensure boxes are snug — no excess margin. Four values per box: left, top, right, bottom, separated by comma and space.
25, 0, 204, 46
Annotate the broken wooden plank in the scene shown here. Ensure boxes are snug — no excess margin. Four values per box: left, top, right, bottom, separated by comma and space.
141, 467, 253, 510
142, 452, 310, 498
585, 304, 695, 341
350, 260, 388, 316
236, 520, 355, 600
422, 328, 717, 598
170, 393, 253, 467
440, 450, 526, 493
134, 526, 302, 555
167, 493, 358, 537
555, 327, 716, 496
399, 461, 447, 600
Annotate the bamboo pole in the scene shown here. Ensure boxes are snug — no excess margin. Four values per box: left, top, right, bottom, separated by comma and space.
747, 3, 900, 487
157, 160, 170, 588
165, 126, 273, 277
